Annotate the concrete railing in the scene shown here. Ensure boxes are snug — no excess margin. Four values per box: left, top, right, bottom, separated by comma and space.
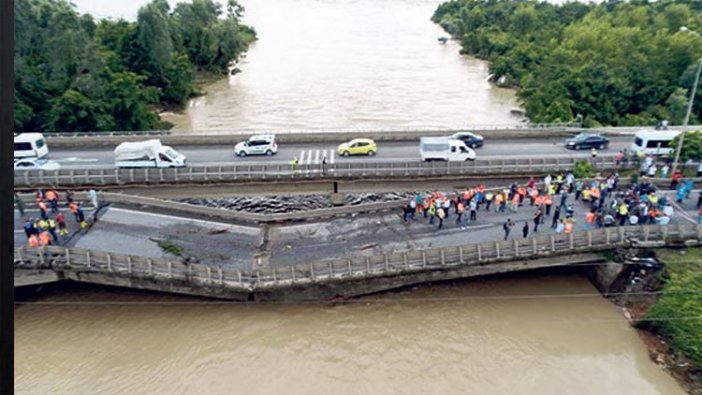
14, 155, 628, 188
14, 224, 702, 293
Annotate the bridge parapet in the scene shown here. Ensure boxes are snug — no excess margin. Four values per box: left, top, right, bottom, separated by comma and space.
14, 223, 702, 300
14, 155, 630, 188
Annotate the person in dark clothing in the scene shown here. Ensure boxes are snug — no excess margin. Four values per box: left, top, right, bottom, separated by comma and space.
697, 191, 702, 209
533, 208, 542, 233
551, 206, 561, 229
522, 221, 529, 238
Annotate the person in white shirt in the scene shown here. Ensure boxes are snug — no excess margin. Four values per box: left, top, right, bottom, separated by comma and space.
662, 203, 674, 218
647, 164, 657, 178
661, 164, 669, 178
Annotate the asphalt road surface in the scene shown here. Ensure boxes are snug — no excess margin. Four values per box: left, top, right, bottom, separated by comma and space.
42, 136, 634, 169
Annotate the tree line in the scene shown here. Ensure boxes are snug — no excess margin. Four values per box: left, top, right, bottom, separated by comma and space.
432, 0, 702, 128
14, 0, 256, 133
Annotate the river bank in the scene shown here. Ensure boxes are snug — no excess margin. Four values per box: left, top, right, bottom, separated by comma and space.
601, 248, 702, 395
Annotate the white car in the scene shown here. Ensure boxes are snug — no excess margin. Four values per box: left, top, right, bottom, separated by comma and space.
14, 158, 61, 171
235, 134, 278, 157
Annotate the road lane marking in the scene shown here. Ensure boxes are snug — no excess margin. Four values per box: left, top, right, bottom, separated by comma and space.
330, 150, 335, 164
55, 157, 100, 162
299, 150, 305, 164
314, 149, 320, 165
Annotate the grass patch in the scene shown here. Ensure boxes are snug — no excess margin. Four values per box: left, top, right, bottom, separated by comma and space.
150, 237, 184, 257
643, 248, 702, 365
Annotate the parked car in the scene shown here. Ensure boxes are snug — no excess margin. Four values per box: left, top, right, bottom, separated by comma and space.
337, 138, 377, 156
235, 135, 278, 157
14, 158, 61, 171
449, 132, 484, 148
565, 133, 609, 150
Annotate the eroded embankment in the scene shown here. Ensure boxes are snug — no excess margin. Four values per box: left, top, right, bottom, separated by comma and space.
592, 248, 702, 395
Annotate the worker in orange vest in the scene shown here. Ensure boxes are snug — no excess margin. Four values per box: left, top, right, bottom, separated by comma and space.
28, 234, 39, 247
45, 189, 59, 212
543, 194, 553, 216
564, 219, 574, 234
584, 210, 596, 230
517, 186, 527, 206
528, 188, 538, 206
510, 192, 520, 213
494, 193, 503, 213
38, 230, 51, 246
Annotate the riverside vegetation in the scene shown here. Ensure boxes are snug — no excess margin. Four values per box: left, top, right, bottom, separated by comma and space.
432, 0, 702, 127
643, 248, 702, 367
14, 0, 256, 133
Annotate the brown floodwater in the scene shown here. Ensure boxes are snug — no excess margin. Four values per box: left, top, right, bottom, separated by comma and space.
14, 274, 684, 395
162, 0, 522, 132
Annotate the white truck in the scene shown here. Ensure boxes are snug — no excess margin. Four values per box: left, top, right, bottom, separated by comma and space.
114, 139, 187, 168
420, 137, 476, 161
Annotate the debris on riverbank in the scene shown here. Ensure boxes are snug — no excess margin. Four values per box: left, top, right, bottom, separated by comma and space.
180, 192, 414, 214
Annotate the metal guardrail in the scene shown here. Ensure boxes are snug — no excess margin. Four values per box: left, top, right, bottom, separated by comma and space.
14, 155, 628, 187
36, 124, 702, 139
14, 224, 702, 291
38, 123, 581, 138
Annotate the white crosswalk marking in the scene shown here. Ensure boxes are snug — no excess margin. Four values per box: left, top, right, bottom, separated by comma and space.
297, 148, 336, 165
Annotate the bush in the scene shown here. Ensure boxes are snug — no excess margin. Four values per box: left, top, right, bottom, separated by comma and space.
644, 249, 702, 365
572, 160, 594, 179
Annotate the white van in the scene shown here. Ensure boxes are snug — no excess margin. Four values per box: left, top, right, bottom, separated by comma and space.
630, 129, 681, 156
420, 137, 476, 161
14, 133, 49, 159
114, 139, 187, 168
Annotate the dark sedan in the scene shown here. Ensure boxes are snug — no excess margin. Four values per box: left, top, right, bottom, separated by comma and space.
449, 132, 484, 148
565, 133, 609, 150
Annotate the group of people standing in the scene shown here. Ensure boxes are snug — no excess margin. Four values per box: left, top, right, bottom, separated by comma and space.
402, 169, 697, 241
16, 188, 99, 247
402, 172, 583, 240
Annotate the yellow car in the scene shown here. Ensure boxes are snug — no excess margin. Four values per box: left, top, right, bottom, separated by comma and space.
337, 138, 377, 156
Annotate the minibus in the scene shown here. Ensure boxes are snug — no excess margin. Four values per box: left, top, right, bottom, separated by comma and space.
630, 129, 681, 156
14, 133, 49, 159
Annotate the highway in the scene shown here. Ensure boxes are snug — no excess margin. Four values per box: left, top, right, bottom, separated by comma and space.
44, 136, 634, 169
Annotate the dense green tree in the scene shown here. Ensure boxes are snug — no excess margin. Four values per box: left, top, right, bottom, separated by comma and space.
671, 131, 702, 161
14, 0, 256, 132
433, 0, 702, 126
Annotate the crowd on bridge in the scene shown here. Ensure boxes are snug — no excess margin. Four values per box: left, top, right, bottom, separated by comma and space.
16, 188, 99, 248
401, 168, 701, 241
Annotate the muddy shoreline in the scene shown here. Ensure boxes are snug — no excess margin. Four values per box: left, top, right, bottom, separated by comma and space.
601, 249, 702, 395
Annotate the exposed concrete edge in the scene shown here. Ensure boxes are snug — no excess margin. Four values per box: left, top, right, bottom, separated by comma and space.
62, 271, 252, 301
14, 269, 63, 287
252, 252, 605, 301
